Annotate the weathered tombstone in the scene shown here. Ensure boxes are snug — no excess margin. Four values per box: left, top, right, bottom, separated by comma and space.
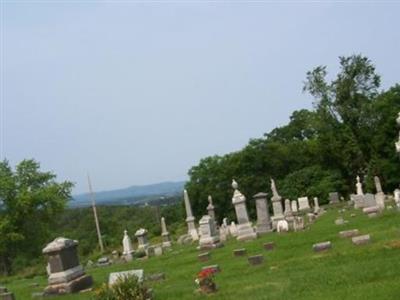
207, 195, 216, 220
233, 248, 247, 257
146, 246, 156, 257
329, 192, 340, 204
373, 177, 385, 210
253, 192, 272, 234
108, 269, 144, 286
270, 178, 284, 229
313, 241, 332, 252
161, 217, 172, 248
364, 193, 377, 208
284, 199, 293, 217
277, 219, 289, 233
363, 206, 379, 217
263, 242, 275, 251
248, 255, 264, 266
353, 194, 365, 209
0, 287, 15, 300
198, 215, 221, 249
394, 189, 400, 208
307, 213, 316, 223
313, 197, 321, 214
298, 197, 310, 212
293, 216, 304, 231
229, 221, 238, 237
356, 175, 364, 195
339, 229, 359, 238
291, 200, 298, 213
135, 228, 149, 251
335, 218, 345, 225
154, 246, 163, 256
97, 257, 111, 267
198, 252, 210, 262
352, 234, 371, 246
231, 180, 257, 241
42, 237, 93, 295
122, 230, 134, 262
184, 190, 199, 241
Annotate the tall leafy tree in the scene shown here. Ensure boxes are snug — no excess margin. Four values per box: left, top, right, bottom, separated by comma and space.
0, 159, 73, 275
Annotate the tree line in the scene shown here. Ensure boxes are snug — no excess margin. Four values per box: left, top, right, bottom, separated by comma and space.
185, 55, 400, 222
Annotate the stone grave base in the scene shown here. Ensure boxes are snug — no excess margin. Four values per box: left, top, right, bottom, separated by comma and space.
44, 274, 93, 295
236, 223, 257, 241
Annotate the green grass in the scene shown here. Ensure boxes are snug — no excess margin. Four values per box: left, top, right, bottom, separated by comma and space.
2, 205, 400, 299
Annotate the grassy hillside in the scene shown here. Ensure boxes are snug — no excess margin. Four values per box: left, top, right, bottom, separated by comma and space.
3, 204, 400, 300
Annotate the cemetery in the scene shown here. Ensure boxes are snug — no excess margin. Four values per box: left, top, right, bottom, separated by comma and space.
1, 5, 400, 298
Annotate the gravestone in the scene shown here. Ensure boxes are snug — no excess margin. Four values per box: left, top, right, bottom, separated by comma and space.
229, 222, 238, 237
364, 193, 377, 208
352, 235, 371, 246
313, 197, 321, 214
291, 200, 298, 213
161, 217, 172, 248
263, 242, 275, 251
108, 269, 144, 286
42, 237, 93, 295
248, 255, 264, 266
0, 287, 15, 300
198, 252, 210, 262
339, 229, 359, 238
293, 216, 304, 231
184, 190, 199, 241
270, 178, 285, 229
198, 215, 221, 249
277, 219, 289, 233
356, 175, 364, 195
253, 192, 272, 234
207, 195, 216, 220
231, 180, 257, 241
394, 189, 400, 208
329, 192, 340, 204
122, 230, 134, 262
313, 241, 331, 252
233, 248, 247, 257
135, 228, 149, 251
353, 194, 365, 209
363, 206, 379, 217
298, 197, 310, 212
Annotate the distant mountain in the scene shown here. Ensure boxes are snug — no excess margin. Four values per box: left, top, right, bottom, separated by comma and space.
69, 181, 185, 208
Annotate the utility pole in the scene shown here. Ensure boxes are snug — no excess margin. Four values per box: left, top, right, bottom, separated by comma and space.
87, 174, 104, 253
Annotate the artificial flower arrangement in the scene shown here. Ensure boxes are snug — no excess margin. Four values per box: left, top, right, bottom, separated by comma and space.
195, 267, 218, 294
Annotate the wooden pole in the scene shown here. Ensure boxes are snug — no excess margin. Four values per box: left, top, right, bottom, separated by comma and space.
87, 174, 104, 253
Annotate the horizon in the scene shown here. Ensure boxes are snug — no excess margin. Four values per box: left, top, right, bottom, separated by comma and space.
2, 2, 399, 194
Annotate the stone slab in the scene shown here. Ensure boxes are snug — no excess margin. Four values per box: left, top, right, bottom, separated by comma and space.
339, 229, 359, 238
248, 255, 264, 266
108, 269, 144, 286
0, 292, 15, 300
313, 241, 332, 252
44, 274, 92, 295
233, 248, 247, 257
352, 235, 371, 246
263, 242, 275, 251
198, 252, 210, 262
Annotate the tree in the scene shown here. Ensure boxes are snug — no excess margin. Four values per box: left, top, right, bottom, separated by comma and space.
0, 159, 73, 275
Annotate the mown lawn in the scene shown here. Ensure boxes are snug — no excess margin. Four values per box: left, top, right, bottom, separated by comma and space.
3, 205, 400, 299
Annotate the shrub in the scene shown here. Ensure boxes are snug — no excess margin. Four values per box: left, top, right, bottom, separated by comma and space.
94, 274, 150, 300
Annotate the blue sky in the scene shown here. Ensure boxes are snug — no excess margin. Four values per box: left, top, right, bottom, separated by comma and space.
2, 1, 399, 194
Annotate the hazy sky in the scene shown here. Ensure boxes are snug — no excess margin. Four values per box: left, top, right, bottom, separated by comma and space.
2, 1, 399, 194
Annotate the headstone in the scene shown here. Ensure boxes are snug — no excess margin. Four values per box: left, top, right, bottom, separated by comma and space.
394, 189, 400, 208
198, 252, 210, 262
284, 199, 293, 217
263, 242, 275, 251
352, 234, 371, 246
335, 218, 345, 225
313, 197, 321, 214
154, 246, 163, 256
42, 237, 93, 295
108, 269, 144, 286
313, 241, 331, 252
253, 192, 272, 234
231, 180, 257, 241
277, 219, 289, 233
329, 192, 340, 204
184, 190, 199, 241
362, 205, 379, 217
233, 248, 247, 257
229, 222, 238, 237
375, 192, 385, 210
339, 229, 359, 238
353, 194, 365, 209
207, 195, 216, 220
270, 178, 284, 229
293, 216, 304, 231
135, 228, 149, 251
146, 246, 155, 257
248, 255, 264, 266
356, 175, 364, 195
307, 213, 316, 223
177, 234, 192, 245
374, 176, 383, 193
0, 292, 15, 300
198, 215, 221, 249
122, 230, 134, 261
161, 217, 172, 248
97, 257, 111, 267
298, 197, 310, 212
291, 200, 298, 213
364, 193, 377, 208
